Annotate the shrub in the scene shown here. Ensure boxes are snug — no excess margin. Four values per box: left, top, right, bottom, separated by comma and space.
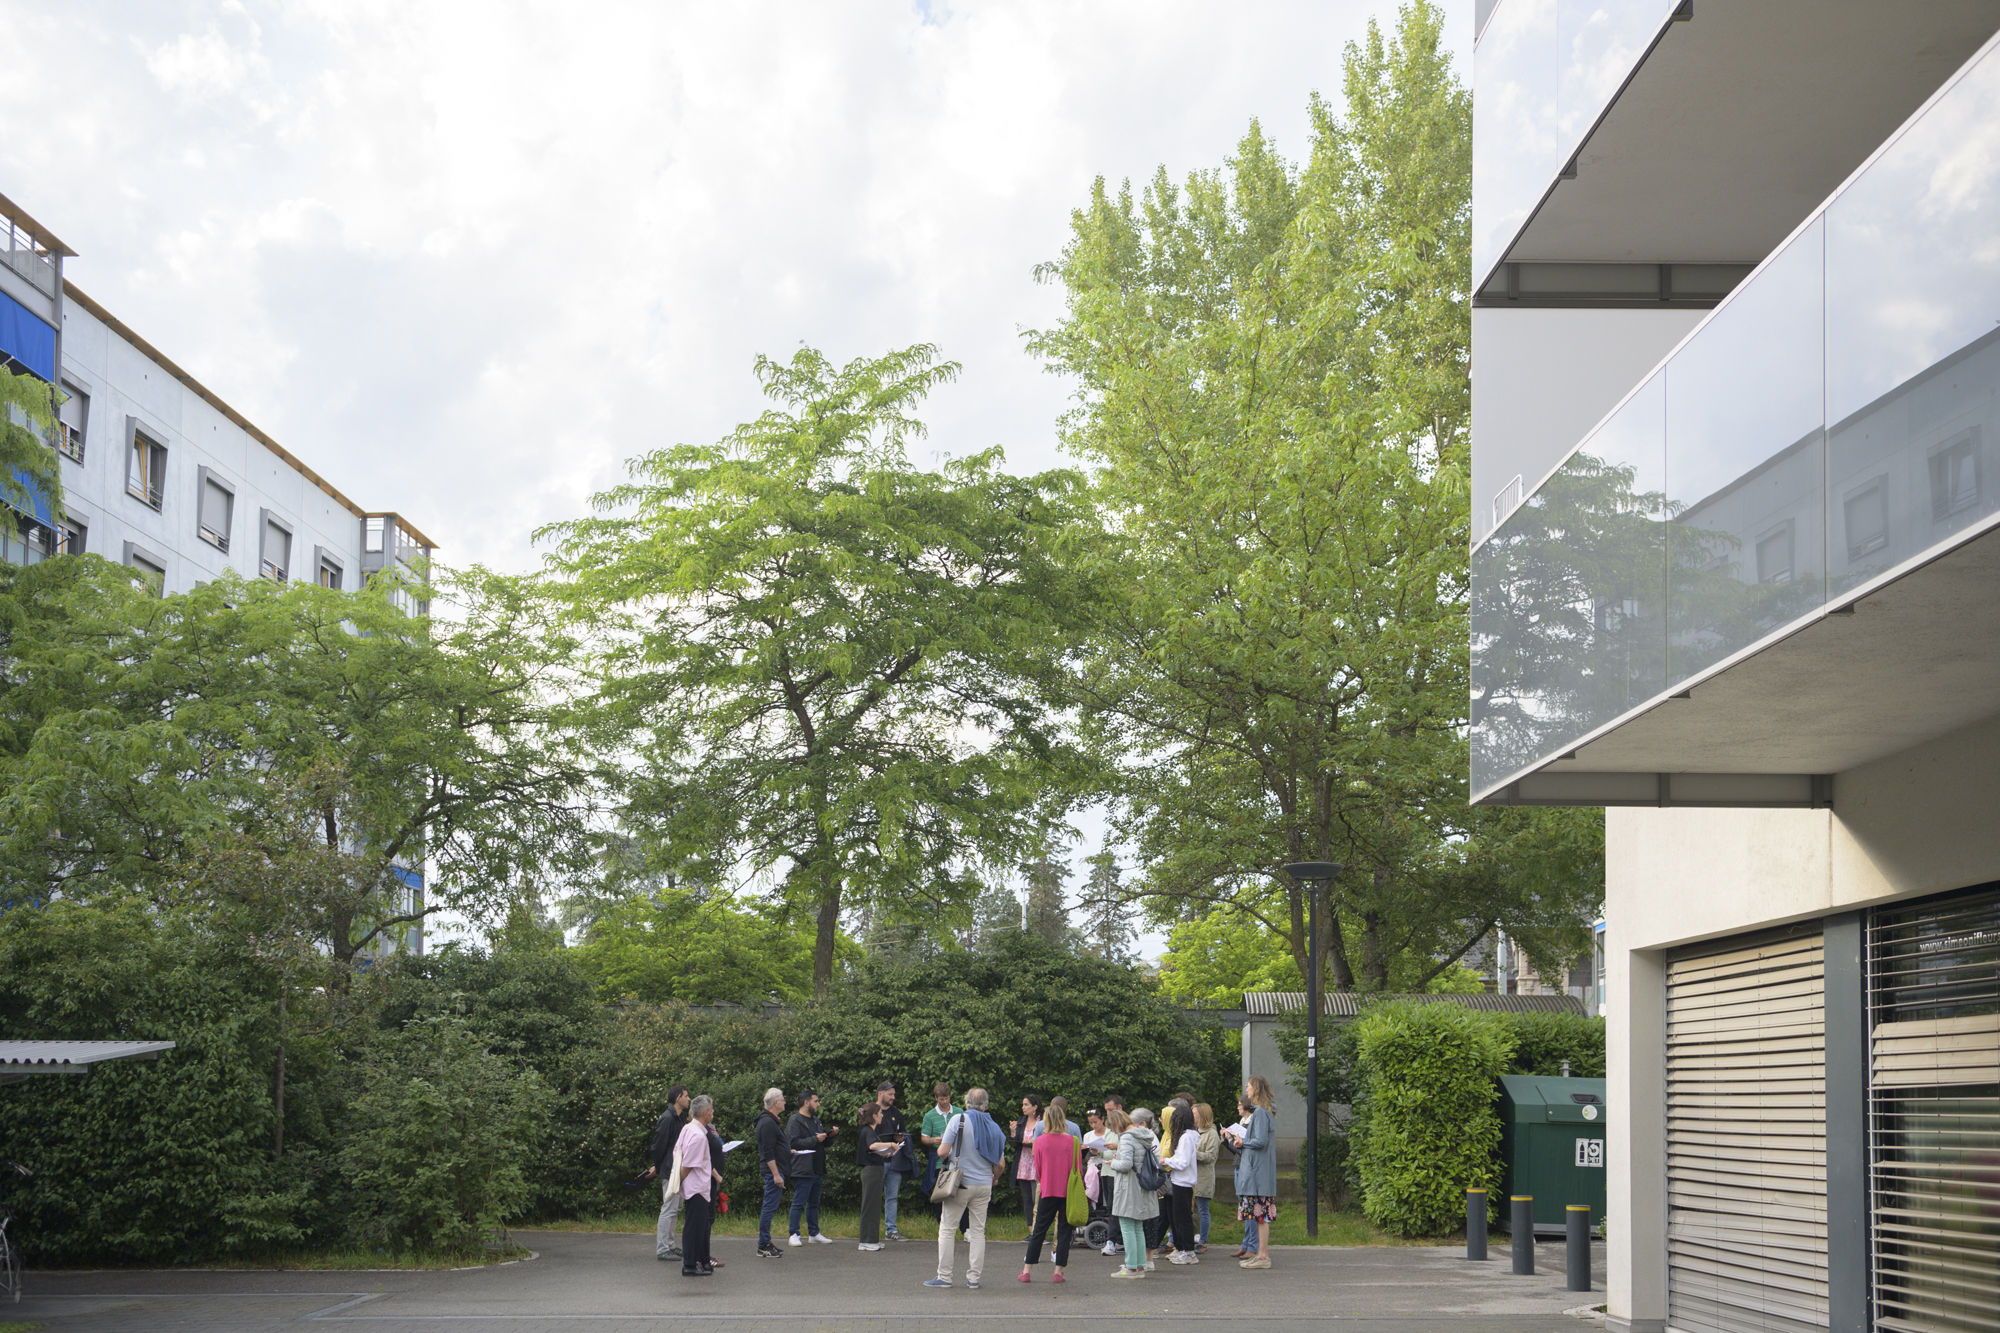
1500, 1011, 1605, 1077
0, 900, 313, 1264
1349, 1001, 1513, 1237
338, 1015, 550, 1253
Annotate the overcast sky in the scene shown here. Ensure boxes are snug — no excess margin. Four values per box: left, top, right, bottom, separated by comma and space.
0, 0, 1472, 952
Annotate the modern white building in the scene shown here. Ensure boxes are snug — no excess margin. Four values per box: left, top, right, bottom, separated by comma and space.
1470, 5, 2000, 1333
0, 189, 433, 600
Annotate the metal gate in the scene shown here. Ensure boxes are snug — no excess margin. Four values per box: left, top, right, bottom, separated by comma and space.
1867, 885, 1999, 1333
1666, 928, 1829, 1333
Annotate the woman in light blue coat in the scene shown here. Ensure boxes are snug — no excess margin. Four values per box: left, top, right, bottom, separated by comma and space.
1099, 1107, 1159, 1279
1230, 1076, 1278, 1269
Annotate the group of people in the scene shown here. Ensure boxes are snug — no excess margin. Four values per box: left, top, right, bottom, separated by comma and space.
645, 1075, 1283, 1286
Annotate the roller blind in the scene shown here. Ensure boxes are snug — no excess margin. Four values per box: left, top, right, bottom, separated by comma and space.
1868, 885, 1999, 1333
1667, 928, 1828, 1333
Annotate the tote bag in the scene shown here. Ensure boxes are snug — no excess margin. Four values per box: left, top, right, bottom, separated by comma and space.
1063, 1135, 1088, 1225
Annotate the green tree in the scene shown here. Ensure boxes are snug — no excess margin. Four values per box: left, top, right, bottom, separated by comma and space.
544, 345, 1091, 992
966, 878, 1023, 953
0, 559, 600, 968
1078, 849, 1136, 963
571, 889, 820, 1005
1021, 854, 1070, 949
1029, 0, 1600, 994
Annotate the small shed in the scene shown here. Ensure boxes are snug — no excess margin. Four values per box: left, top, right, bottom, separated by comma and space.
0, 1040, 177, 1087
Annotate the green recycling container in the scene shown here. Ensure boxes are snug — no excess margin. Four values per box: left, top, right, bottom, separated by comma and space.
1495, 1075, 1608, 1234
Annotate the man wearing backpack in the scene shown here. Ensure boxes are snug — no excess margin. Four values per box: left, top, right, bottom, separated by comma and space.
923, 1087, 1006, 1290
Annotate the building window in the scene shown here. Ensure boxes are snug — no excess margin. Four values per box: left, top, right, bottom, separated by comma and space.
127, 426, 166, 509
1755, 522, 1794, 584
196, 467, 234, 552
1, 516, 57, 566
1844, 477, 1889, 561
1928, 430, 1979, 522
56, 381, 87, 463
313, 545, 344, 590
122, 541, 166, 596
57, 516, 85, 555
259, 510, 292, 582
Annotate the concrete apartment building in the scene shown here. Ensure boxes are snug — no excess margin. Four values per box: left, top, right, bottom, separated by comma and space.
0, 189, 433, 600
0, 187, 436, 950
1469, 5, 2000, 1333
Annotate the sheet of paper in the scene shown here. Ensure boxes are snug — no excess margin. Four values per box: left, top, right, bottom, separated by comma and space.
722, 1140, 745, 1152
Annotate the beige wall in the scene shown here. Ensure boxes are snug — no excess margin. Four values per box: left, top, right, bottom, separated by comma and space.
1600, 711, 2000, 1333
1608, 710, 2000, 954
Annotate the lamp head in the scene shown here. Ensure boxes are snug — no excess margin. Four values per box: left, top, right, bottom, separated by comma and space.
1284, 862, 1343, 882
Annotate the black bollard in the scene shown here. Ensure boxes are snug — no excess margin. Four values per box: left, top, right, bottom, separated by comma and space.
1566, 1206, 1591, 1292
1511, 1196, 1535, 1274
1467, 1189, 1488, 1261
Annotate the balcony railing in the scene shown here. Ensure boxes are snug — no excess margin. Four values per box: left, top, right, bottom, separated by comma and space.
1473, 0, 1681, 286
1470, 29, 2000, 798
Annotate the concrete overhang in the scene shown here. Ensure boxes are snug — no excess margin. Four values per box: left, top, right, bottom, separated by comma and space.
1489, 0, 2000, 281
1479, 521, 2000, 808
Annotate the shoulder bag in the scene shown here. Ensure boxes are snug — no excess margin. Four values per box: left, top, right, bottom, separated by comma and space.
930, 1116, 965, 1201
1063, 1134, 1088, 1225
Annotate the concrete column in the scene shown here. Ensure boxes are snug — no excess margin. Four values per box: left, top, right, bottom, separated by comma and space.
1607, 942, 1668, 1333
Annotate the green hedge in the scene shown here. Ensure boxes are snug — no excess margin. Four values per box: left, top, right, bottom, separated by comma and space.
1348, 1002, 1513, 1237
0, 906, 1235, 1262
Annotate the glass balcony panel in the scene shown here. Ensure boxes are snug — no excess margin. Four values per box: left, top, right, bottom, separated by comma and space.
1472, 372, 1666, 793
1474, 0, 1678, 283
1826, 41, 2000, 598
1665, 218, 1827, 686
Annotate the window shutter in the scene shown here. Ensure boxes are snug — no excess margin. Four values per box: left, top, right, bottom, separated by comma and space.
1667, 928, 1829, 1333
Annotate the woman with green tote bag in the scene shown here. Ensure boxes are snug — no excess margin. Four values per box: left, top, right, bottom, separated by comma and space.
1017, 1097, 1081, 1283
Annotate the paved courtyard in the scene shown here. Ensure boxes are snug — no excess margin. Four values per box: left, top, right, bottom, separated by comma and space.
13, 1230, 1604, 1332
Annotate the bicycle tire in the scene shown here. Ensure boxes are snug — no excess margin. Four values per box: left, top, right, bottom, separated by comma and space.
0, 1216, 17, 1302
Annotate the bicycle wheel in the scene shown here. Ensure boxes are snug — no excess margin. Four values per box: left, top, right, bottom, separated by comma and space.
0, 1217, 18, 1302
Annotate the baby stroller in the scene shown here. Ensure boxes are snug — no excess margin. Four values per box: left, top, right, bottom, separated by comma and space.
1080, 1179, 1118, 1251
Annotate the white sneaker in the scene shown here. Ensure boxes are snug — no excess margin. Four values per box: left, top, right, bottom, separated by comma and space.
789, 1234, 804, 1247
811, 1233, 835, 1244
859, 1242, 884, 1251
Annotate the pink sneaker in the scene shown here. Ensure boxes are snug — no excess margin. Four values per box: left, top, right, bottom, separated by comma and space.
1053, 1272, 1066, 1284
1017, 1272, 1031, 1283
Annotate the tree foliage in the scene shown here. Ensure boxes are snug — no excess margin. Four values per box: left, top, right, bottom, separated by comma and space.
543, 345, 1093, 992
570, 890, 821, 1006
1030, 0, 1600, 992
0, 365, 63, 538
0, 558, 599, 967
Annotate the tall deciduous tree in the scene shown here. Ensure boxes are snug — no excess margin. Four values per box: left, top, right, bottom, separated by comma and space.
0, 558, 600, 967
1030, 1, 1600, 991
544, 345, 1090, 993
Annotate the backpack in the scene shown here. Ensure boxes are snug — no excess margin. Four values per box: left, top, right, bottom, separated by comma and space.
1135, 1137, 1168, 1192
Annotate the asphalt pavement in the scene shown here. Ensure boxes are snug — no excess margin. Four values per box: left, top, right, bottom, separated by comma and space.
13, 1228, 1605, 1333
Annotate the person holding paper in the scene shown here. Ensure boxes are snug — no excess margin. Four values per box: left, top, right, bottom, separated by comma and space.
785, 1090, 835, 1246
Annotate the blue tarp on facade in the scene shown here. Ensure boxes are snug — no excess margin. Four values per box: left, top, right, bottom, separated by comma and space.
10, 467, 54, 524
0, 289, 56, 381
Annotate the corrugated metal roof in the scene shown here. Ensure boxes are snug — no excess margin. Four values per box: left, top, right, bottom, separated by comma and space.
0, 1040, 176, 1071
1241, 991, 1586, 1017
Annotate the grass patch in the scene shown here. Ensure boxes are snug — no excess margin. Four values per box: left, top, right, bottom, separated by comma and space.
0, 1321, 41, 1333
526, 1199, 1440, 1247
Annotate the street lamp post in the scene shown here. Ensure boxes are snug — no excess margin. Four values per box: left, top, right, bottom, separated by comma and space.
1284, 861, 1341, 1241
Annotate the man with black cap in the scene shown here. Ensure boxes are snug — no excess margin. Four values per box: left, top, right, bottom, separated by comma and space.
874, 1082, 916, 1241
